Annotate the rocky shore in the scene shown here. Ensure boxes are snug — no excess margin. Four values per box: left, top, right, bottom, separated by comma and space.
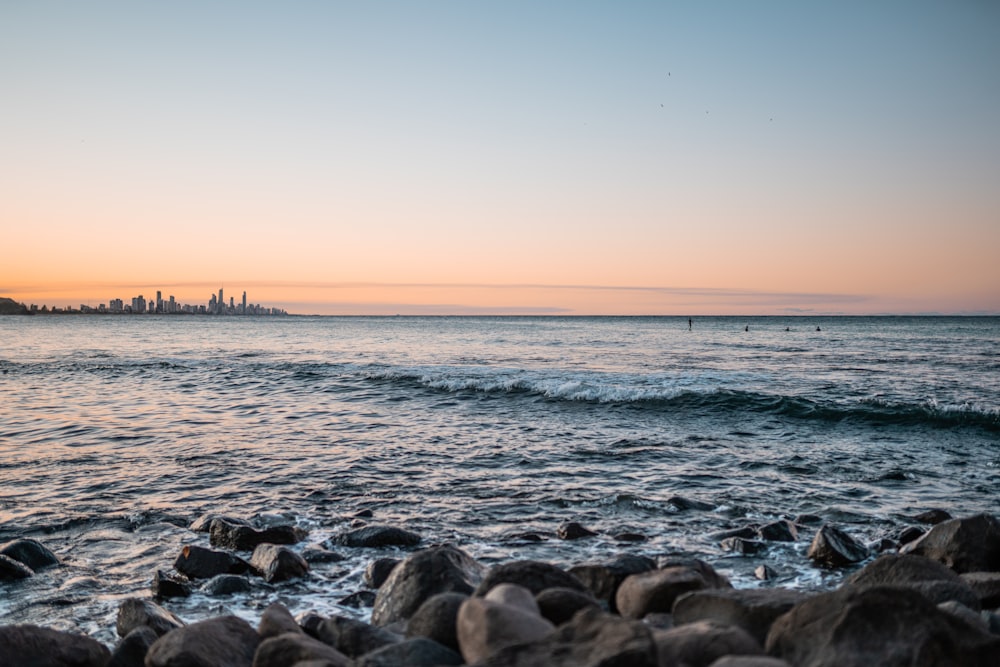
2, 510, 1000, 666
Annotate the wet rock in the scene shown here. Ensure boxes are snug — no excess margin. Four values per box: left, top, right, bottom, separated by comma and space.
364, 557, 400, 589
146, 615, 259, 667
898, 525, 925, 545
961, 571, 1000, 609
569, 554, 657, 613
754, 565, 777, 581
355, 637, 463, 666
173, 544, 250, 579
301, 545, 345, 564
536, 586, 601, 626
0, 624, 110, 667
406, 592, 468, 653
0, 537, 60, 570
475, 607, 659, 667
557, 521, 597, 539
331, 525, 421, 548
807, 524, 869, 567
757, 520, 798, 542
456, 589, 555, 663
654, 619, 763, 667
475, 559, 587, 597
199, 573, 251, 596
710, 526, 759, 541
765, 585, 1000, 667
938, 600, 988, 631
189, 513, 250, 532
915, 508, 953, 525
509, 531, 548, 543
901, 513, 1000, 574
253, 632, 350, 667
658, 558, 733, 590
107, 626, 158, 667
354, 508, 374, 518
720, 537, 766, 555
296, 611, 326, 638
0, 552, 34, 579
793, 513, 823, 525
672, 588, 810, 645
616, 565, 724, 619
316, 615, 401, 658
668, 496, 715, 511
614, 532, 647, 542
259, 601, 302, 639
338, 590, 377, 608
708, 657, 791, 667
846, 553, 980, 609
116, 598, 185, 638
151, 569, 192, 599
250, 543, 309, 583
210, 518, 305, 551
485, 582, 541, 612
371, 545, 485, 626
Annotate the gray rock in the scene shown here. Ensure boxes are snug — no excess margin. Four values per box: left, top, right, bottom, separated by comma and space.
961, 571, 1000, 609
902, 513, 1000, 574
0, 537, 60, 570
846, 553, 980, 609
316, 615, 401, 658
258, 601, 303, 639
456, 594, 556, 664
617, 565, 725, 619
210, 518, 305, 551
188, 513, 250, 532
708, 657, 792, 667
807, 524, 868, 567
355, 637, 463, 666
253, 632, 350, 667
107, 626, 158, 667
116, 598, 185, 638
331, 525, 421, 548
914, 509, 953, 525
668, 496, 715, 511
672, 588, 810, 646
151, 569, 192, 599
536, 586, 601, 626
406, 592, 468, 652
302, 545, 346, 564
475, 560, 587, 597
199, 573, 252, 596
557, 521, 597, 539
720, 537, 766, 555
338, 590, 377, 608
250, 543, 309, 583
364, 557, 400, 589
173, 544, 250, 579
654, 619, 763, 667
146, 615, 260, 667
569, 554, 657, 613
0, 553, 34, 580
938, 600, 989, 631
0, 624, 110, 667
757, 520, 798, 542
754, 565, 777, 581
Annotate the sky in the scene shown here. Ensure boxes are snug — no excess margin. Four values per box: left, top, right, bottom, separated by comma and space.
2, 1, 998, 315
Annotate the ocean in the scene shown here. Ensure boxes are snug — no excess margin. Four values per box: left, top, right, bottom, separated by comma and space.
1, 315, 998, 643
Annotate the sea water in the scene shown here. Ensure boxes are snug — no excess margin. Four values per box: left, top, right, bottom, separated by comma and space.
1, 315, 998, 643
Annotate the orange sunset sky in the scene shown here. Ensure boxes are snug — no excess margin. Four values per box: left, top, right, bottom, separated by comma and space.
2, 2, 998, 315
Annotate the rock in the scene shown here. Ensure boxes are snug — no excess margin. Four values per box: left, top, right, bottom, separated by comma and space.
151, 569, 192, 599
901, 513, 1000, 573
354, 508, 374, 518
371, 545, 485, 626
569, 554, 657, 613
0, 624, 110, 667
116, 598, 185, 638
616, 565, 728, 619
846, 553, 980, 609
354, 637, 463, 666
189, 513, 250, 532
536, 586, 601, 626
173, 544, 250, 579
210, 518, 305, 551
708, 658, 791, 667
406, 592, 468, 652
200, 573, 252, 596
711, 526, 759, 541
807, 524, 868, 567
765, 585, 1000, 667
654, 619, 763, 667
364, 557, 400, 589
0, 537, 60, 570
107, 626, 158, 667
557, 521, 597, 539
259, 602, 302, 639
302, 545, 345, 564
614, 532, 648, 542
658, 558, 733, 590
331, 525, 421, 548
475, 559, 587, 597
672, 588, 810, 645
250, 543, 309, 583
338, 590, 377, 608
456, 593, 555, 664
668, 496, 715, 511
254, 632, 350, 667
146, 615, 260, 667
983, 609, 1000, 634
296, 611, 326, 638
485, 582, 541, 613
475, 607, 659, 667
938, 600, 989, 630
720, 537, 766, 555
0, 552, 34, 579
898, 525, 925, 545
757, 520, 798, 542
316, 615, 401, 658
793, 513, 823, 525
915, 509, 953, 525
754, 565, 777, 581
961, 572, 1000, 609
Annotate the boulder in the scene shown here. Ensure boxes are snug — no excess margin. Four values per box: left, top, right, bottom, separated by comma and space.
901, 513, 1000, 573
754, 565, 777, 581
338, 590, 377, 608
316, 615, 401, 658
406, 592, 468, 652
668, 496, 715, 511
617, 565, 726, 619
711, 526, 760, 541
371, 545, 485, 626
765, 585, 1000, 667
757, 520, 798, 542
199, 574, 252, 596
210, 518, 305, 551
720, 537, 766, 555
0, 624, 110, 667
484, 582, 540, 613
708, 658, 791, 667
846, 553, 980, 609
0, 537, 60, 570
258, 602, 302, 639
151, 569, 192, 599
456, 593, 555, 664
960, 571, 1000, 609
654, 619, 763, 667
330, 525, 421, 548
364, 557, 400, 589
475, 560, 587, 597
915, 509, 953, 525
672, 588, 810, 645
354, 637, 463, 666
173, 544, 250, 579
296, 611, 326, 638
557, 521, 597, 539
189, 513, 250, 532
807, 524, 868, 567
536, 586, 601, 626
938, 600, 989, 631
658, 559, 733, 590
0, 553, 34, 579
107, 626, 158, 667
116, 598, 185, 638
898, 526, 925, 546
250, 543, 309, 583
476, 607, 659, 667
146, 615, 260, 667
301, 545, 345, 564
253, 632, 350, 667
569, 554, 657, 613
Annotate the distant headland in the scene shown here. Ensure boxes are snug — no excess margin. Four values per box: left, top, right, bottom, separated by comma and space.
0, 289, 287, 316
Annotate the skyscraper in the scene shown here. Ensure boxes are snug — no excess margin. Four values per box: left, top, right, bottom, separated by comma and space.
242, 291, 247, 315
218, 288, 224, 315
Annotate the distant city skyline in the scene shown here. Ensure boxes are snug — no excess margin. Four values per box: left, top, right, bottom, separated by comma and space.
16, 286, 287, 316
